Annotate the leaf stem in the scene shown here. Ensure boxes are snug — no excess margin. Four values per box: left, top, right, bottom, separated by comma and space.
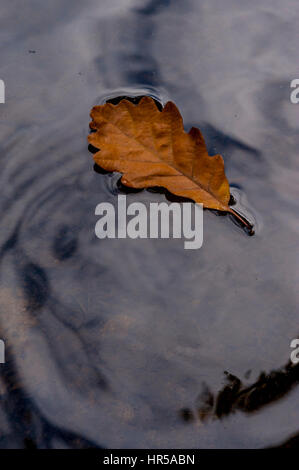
228, 208, 254, 235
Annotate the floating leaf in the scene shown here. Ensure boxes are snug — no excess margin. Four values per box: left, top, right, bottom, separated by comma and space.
88, 96, 251, 230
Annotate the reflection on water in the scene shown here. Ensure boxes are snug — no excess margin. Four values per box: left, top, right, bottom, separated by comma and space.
0, 0, 298, 448
181, 359, 299, 423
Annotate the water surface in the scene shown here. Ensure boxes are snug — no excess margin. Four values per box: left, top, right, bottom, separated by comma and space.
0, 0, 298, 448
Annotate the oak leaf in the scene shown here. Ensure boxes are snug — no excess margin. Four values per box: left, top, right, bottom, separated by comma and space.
88, 96, 248, 226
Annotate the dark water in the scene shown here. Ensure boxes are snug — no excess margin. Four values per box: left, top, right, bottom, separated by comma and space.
0, 0, 298, 448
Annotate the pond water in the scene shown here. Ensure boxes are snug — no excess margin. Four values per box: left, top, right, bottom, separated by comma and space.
0, 0, 298, 448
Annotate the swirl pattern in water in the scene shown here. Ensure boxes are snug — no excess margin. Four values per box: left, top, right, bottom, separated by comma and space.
0, 0, 298, 448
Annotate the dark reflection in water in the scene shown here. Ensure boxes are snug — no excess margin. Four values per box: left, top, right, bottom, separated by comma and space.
180, 359, 299, 424
0, 0, 298, 449
53, 226, 78, 262
21, 263, 50, 312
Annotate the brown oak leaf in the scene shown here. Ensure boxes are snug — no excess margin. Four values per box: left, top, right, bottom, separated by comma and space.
88, 96, 250, 228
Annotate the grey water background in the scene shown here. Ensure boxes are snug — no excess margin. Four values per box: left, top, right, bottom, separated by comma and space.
0, 0, 298, 448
